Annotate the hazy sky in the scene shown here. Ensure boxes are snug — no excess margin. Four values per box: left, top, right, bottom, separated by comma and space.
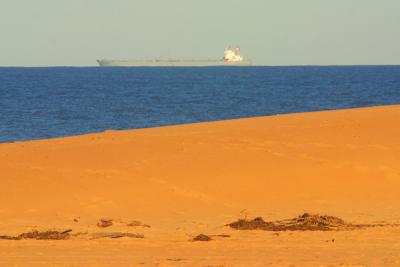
1, 0, 399, 66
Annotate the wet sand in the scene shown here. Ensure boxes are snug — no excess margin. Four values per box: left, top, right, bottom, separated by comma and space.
1, 105, 400, 266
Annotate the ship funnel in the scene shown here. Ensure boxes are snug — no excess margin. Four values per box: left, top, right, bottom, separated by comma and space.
235, 47, 241, 55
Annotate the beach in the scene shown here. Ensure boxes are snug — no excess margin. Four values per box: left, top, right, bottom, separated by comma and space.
1, 105, 400, 266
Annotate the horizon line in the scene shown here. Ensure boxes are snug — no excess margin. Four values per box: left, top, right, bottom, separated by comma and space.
1, 64, 400, 68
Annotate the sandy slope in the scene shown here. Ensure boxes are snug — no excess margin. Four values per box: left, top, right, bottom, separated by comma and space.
1, 105, 400, 266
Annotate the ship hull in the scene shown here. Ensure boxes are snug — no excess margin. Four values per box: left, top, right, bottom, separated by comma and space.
97, 59, 252, 67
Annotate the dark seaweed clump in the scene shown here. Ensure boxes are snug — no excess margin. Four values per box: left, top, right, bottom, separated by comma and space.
0, 229, 72, 240
192, 234, 212, 241
227, 213, 367, 231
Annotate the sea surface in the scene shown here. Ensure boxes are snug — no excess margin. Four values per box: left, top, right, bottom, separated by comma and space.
1, 66, 400, 143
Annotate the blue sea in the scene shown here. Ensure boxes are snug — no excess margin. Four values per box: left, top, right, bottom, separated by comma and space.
1, 66, 400, 143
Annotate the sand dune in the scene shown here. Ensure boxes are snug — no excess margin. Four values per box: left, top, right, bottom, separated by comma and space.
1, 105, 400, 266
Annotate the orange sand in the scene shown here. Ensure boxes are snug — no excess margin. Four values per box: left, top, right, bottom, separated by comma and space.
1, 105, 400, 266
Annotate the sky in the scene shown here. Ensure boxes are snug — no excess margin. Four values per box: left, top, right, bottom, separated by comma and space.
0, 0, 399, 66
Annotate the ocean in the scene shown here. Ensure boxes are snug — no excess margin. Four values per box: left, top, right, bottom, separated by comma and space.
1, 66, 400, 143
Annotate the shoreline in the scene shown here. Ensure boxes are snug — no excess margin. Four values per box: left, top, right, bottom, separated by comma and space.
2, 104, 399, 145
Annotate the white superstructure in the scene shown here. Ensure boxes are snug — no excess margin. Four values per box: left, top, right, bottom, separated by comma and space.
223, 47, 244, 62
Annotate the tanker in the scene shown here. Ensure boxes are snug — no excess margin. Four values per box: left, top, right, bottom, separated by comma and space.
97, 47, 251, 67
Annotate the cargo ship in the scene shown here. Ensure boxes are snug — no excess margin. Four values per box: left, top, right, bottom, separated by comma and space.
97, 47, 251, 67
